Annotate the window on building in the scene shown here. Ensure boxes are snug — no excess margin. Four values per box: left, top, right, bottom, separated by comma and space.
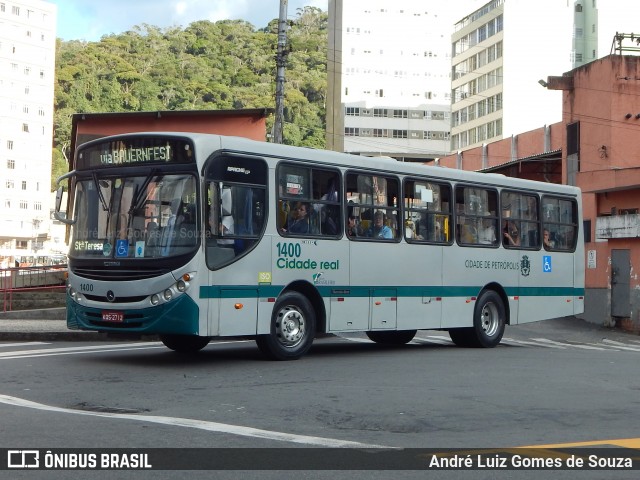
19, 200, 27, 209
22, 123, 29, 132
7, 159, 15, 169
393, 109, 408, 118
12, 5, 19, 15
373, 129, 385, 137
373, 108, 386, 117
345, 107, 360, 116
7, 140, 13, 150
6, 180, 14, 189
34, 201, 42, 211
392, 130, 407, 138
344, 127, 359, 136
22, 181, 27, 190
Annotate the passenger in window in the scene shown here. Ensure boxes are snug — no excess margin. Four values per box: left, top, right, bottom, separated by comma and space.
318, 206, 338, 235
283, 202, 310, 234
479, 218, 496, 245
367, 210, 393, 239
218, 215, 235, 246
347, 215, 362, 237
543, 229, 554, 249
503, 221, 520, 246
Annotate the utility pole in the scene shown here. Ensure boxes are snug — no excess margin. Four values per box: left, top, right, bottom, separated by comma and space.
273, 0, 288, 144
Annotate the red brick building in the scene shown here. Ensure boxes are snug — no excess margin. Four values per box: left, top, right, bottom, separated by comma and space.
439, 54, 640, 331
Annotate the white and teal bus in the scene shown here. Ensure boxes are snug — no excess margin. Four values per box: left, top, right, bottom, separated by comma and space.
55, 132, 584, 360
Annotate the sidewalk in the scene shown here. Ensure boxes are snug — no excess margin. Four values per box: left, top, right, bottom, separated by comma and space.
0, 308, 155, 341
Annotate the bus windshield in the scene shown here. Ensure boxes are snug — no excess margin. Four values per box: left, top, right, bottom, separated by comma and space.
71, 173, 198, 260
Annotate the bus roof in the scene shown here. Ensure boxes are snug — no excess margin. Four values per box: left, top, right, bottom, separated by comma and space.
80, 132, 580, 197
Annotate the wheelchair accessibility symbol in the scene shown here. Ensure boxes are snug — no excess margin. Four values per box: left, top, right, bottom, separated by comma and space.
115, 239, 129, 258
543, 255, 552, 273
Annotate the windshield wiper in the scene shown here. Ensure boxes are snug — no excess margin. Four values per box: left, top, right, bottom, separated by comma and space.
92, 172, 109, 212
129, 169, 159, 215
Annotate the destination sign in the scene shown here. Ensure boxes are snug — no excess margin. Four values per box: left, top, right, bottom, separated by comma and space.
99, 145, 172, 165
77, 136, 195, 170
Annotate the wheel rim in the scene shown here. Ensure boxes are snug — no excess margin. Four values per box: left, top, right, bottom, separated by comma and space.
275, 305, 306, 348
480, 301, 500, 337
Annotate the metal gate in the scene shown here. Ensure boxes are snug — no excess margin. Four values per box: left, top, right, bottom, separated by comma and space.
611, 249, 630, 318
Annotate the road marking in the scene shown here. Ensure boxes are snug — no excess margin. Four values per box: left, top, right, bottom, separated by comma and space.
0, 340, 256, 360
530, 338, 611, 350
0, 342, 164, 359
413, 336, 453, 345
0, 341, 50, 349
501, 338, 566, 349
519, 437, 640, 449
600, 339, 640, 352
0, 394, 388, 448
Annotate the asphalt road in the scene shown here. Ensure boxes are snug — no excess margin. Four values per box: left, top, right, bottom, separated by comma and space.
1, 317, 639, 479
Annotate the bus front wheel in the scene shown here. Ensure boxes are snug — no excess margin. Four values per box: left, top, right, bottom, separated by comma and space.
160, 334, 210, 353
256, 291, 316, 361
449, 290, 505, 348
366, 330, 417, 345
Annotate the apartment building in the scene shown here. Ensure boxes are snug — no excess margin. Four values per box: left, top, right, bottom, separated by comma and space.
0, 0, 57, 267
327, 0, 481, 161
450, 0, 573, 152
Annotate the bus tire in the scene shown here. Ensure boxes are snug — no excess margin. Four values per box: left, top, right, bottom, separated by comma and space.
365, 330, 417, 345
448, 328, 476, 347
450, 290, 506, 348
160, 334, 210, 353
256, 291, 316, 360
473, 290, 505, 347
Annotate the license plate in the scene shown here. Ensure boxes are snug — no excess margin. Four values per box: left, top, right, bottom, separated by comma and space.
102, 311, 124, 323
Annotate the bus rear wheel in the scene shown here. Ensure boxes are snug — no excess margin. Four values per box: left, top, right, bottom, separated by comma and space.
366, 330, 417, 345
256, 291, 316, 360
160, 334, 210, 353
449, 290, 506, 348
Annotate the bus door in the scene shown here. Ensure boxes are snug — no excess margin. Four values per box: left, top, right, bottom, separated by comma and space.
203, 154, 268, 337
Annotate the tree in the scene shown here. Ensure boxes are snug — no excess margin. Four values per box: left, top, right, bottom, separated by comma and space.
53, 8, 329, 158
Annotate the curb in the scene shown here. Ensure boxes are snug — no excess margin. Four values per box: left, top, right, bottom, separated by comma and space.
0, 307, 66, 320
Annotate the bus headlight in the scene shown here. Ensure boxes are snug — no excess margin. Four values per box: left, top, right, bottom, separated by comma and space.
163, 289, 173, 301
176, 280, 187, 292
68, 286, 77, 300
150, 294, 160, 306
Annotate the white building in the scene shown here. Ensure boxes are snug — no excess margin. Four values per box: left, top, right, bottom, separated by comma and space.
327, 0, 483, 161
451, 0, 640, 152
450, 0, 574, 152
0, 0, 57, 267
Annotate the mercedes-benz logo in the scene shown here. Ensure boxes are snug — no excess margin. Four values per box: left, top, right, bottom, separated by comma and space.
106, 290, 116, 302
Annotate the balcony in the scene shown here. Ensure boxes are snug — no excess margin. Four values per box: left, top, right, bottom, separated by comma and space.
596, 214, 640, 239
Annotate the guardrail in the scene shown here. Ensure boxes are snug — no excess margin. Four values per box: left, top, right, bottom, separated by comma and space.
1, 265, 67, 312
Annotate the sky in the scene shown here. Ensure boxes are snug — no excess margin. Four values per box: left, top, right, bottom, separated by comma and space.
50, 0, 329, 41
